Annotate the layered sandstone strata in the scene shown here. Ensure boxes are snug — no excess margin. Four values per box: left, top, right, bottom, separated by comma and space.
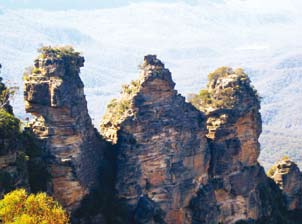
23, 46, 106, 212
101, 55, 210, 224
189, 67, 284, 223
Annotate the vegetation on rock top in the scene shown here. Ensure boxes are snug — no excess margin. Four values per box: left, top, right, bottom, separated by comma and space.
23, 46, 83, 82
188, 66, 260, 113
37, 45, 81, 60
267, 156, 292, 177
0, 65, 15, 114
100, 79, 141, 143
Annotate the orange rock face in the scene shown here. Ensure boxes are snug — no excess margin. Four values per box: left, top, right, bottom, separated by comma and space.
189, 67, 284, 224
22, 52, 302, 224
101, 55, 210, 224
23, 47, 108, 214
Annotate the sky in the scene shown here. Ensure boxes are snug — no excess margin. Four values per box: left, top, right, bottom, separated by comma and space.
0, 0, 202, 10
0, 0, 300, 13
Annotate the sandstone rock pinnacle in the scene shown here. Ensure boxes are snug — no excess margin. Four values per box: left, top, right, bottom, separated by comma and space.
23, 46, 107, 214
101, 55, 210, 223
189, 67, 284, 223
269, 157, 302, 211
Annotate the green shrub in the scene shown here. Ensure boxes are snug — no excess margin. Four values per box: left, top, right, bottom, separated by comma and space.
0, 76, 17, 113
0, 109, 20, 138
208, 66, 232, 81
38, 45, 80, 59
189, 66, 261, 111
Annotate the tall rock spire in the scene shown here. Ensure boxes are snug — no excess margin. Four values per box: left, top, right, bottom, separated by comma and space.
23, 46, 108, 214
101, 55, 210, 223
189, 67, 285, 223
268, 157, 302, 211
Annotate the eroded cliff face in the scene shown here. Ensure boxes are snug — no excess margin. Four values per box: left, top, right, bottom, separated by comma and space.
269, 158, 302, 211
23, 47, 108, 214
189, 67, 284, 223
101, 55, 210, 224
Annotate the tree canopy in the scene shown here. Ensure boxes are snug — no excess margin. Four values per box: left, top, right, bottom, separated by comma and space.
0, 189, 69, 224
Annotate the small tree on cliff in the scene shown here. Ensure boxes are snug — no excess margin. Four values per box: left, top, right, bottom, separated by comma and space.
0, 64, 18, 113
0, 189, 69, 224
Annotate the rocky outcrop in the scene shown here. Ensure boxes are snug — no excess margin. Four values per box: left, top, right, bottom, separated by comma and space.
269, 158, 302, 211
101, 55, 210, 224
23, 46, 108, 215
189, 67, 285, 223
15, 49, 302, 224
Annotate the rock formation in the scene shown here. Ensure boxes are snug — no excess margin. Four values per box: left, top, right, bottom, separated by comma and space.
7, 48, 301, 224
101, 55, 210, 224
269, 157, 302, 211
189, 67, 285, 223
23, 46, 108, 215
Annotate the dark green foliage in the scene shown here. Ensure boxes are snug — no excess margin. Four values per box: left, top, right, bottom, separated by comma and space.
0, 171, 13, 192
0, 102, 28, 195
0, 109, 20, 139
0, 68, 14, 113
16, 152, 29, 171
22, 129, 50, 193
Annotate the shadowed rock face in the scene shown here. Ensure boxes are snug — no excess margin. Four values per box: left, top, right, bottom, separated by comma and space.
23, 47, 107, 214
269, 158, 302, 211
102, 55, 210, 224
